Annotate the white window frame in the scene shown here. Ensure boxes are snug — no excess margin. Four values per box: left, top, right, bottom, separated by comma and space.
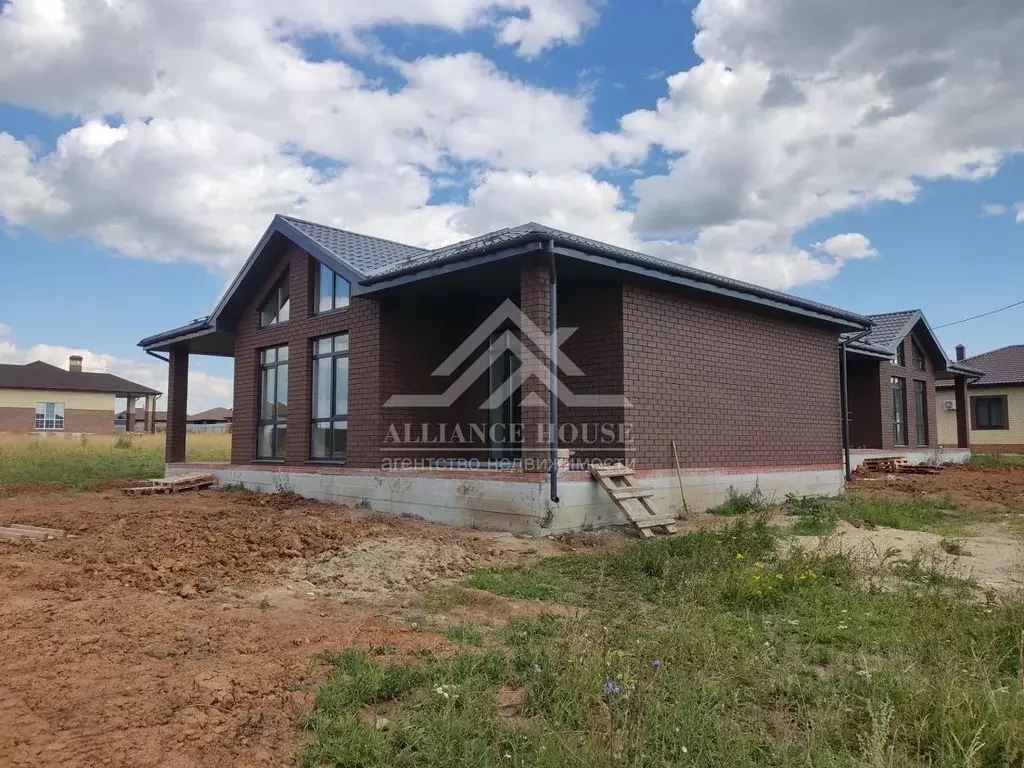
35, 402, 66, 431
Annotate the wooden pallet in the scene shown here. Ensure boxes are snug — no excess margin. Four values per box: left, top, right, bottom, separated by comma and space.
861, 456, 908, 473
899, 465, 941, 475
123, 473, 217, 496
0, 523, 68, 541
590, 464, 677, 538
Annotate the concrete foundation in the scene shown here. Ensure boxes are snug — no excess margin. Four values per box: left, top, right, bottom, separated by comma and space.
169, 462, 845, 535
847, 447, 970, 472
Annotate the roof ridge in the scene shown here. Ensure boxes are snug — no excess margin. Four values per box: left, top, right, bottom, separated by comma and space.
867, 309, 920, 318
278, 214, 428, 253
962, 343, 1024, 360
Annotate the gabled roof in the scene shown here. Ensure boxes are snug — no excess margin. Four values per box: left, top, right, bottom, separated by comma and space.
189, 407, 233, 422
140, 215, 871, 352
0, 361, 160, 396
843, 310, 984, 377
936, 344, 1024, 388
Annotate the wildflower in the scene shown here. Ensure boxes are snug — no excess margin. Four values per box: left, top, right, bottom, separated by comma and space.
735, 553, 745, 560
651, 659, 662, 670
837, 623, 848, 630
603, 680, 621, 695
776, 574, 785, 580
754, 561, 764, 568
787, 619, 799, 626
682, 746, 689, 754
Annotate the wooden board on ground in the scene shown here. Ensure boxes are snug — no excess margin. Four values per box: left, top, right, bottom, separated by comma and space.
0, 524, 68, 540
123, 473, 217, 496
590, 463, 677, 538
899, 465, 941, 475
861, 456, 908, 473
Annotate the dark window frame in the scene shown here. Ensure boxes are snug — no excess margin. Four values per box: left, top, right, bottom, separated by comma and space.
892, 376, 907, 446
892, 342, 905, 367
914, 380, 928, 445
259, 275, 291, 329
312, 261, 351, 316
257, 345, 289, 459
310, 334, 349, 462
971, 395, 1009, 430
911, 339, 926, 371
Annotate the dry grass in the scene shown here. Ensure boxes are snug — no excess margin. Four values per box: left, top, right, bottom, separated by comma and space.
0, 432, 230, 489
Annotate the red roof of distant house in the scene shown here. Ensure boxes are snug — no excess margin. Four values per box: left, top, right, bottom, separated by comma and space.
188, 407, 233, 422
0, 361, 160, 396
936, 344, 1024, 387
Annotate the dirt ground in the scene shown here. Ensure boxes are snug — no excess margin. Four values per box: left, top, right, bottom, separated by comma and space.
1, 465, 1021, 767
0, 488, 621, 768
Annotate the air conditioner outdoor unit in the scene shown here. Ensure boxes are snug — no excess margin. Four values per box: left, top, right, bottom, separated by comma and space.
943, 400, 956, 410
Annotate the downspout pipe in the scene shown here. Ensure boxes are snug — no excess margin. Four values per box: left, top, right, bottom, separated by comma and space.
838, 329, 872, 481
547, 239, 560, 503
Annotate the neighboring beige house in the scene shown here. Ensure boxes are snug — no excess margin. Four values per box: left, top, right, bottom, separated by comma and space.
937, 344, 1024, 453
0, 356, 161, 434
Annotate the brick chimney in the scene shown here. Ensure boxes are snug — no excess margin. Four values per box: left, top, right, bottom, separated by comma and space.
69, 355, 83, 373
955, 344, 965, 362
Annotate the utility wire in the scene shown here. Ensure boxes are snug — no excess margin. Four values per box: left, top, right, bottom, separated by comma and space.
933, 298, 1024, 329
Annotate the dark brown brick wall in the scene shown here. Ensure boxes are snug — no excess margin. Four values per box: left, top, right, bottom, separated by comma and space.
519, 254, 551, 471
166, 347, 189, 462
852, 333, 939, 451
622, 282, 843, 470
0, 407, 114, 434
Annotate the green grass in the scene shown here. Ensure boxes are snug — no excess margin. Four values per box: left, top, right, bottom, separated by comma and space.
967, 453, 1024, 467
707, 484, 772, 516
833, 494, 969, 532
785, 494, 839, 535
0, 433, 230, 489
301, 517, 1024, 767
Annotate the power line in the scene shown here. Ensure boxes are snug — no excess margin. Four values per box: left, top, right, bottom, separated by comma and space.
933, 298, 1024, 329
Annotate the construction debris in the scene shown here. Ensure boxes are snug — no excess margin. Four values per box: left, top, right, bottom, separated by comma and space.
123, 473, 217, 496
859, 457, 941, 475
590, 463, 677, 538
0, 524, 68, 541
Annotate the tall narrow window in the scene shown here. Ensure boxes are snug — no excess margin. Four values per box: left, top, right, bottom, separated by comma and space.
892, 377, 907, 445
314, 262, 350, 314
258, 346, 288, 459
892, 342, 905, 367
259, 277, 290, 328
911, 339, 926, 371
34, 402, 65, 431
914, 380, 928, 445
311, 334, 349, 460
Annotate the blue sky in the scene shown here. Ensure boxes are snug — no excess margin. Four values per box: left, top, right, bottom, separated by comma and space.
1, 0, 1022, 408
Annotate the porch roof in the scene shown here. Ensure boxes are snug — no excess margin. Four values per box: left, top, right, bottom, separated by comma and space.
139, 215, 872, 353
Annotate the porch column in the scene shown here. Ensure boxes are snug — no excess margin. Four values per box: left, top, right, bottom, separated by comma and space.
954, 374, 970, 449
166, 346, 189, 463
125, 396, 136, 433
520, 254, 551, 473
146, 395, 155, 433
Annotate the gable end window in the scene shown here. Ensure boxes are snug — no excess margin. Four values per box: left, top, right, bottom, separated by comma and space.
911, 339, 926, 371
972, 395, 1009, 430
35, 402, 65, 431
311, 334, 349, 461
258, 346, 289, 459
259, 277, 290, 328
892, 342, 905, 367
314, 262, 350, 314
914, 380, 928, 445
892, 377, 907, 445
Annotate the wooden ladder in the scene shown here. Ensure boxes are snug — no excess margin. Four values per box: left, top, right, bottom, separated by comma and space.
590, 464, 678, 538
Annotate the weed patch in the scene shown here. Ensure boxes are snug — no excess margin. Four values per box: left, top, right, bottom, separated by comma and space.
708, 484, 772, 516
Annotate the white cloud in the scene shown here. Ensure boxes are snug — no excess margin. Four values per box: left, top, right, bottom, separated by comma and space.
2, 0, 1024, 296
1016, 202, 1024, 223
0, 329, 232, 413
981, 203, 1007, 216
812, 233, 877, 261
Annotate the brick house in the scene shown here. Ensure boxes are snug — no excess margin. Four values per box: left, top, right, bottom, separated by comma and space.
937, 344, 1024, 454
841, 310, 977, 468
140, 215, 871, 532
0, 357, 160, 434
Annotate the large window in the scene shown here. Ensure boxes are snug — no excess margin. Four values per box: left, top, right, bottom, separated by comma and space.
972, 396, 1009, 430
311, 334, 349, 460
258, 346, 288, 459
892, 377, 907, 445
259, 277, 290, 328
914, 380, 928, 445
314, 262, 350, 314
911, 339, 926, 371
35, 402, 65, 431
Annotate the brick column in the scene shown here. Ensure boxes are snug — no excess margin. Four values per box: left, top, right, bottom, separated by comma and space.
348, 296, 383, 468
954, 374, 970, 449
166, 346, 189, 463
125, 396, 136, 434
519, 254, 551, 473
